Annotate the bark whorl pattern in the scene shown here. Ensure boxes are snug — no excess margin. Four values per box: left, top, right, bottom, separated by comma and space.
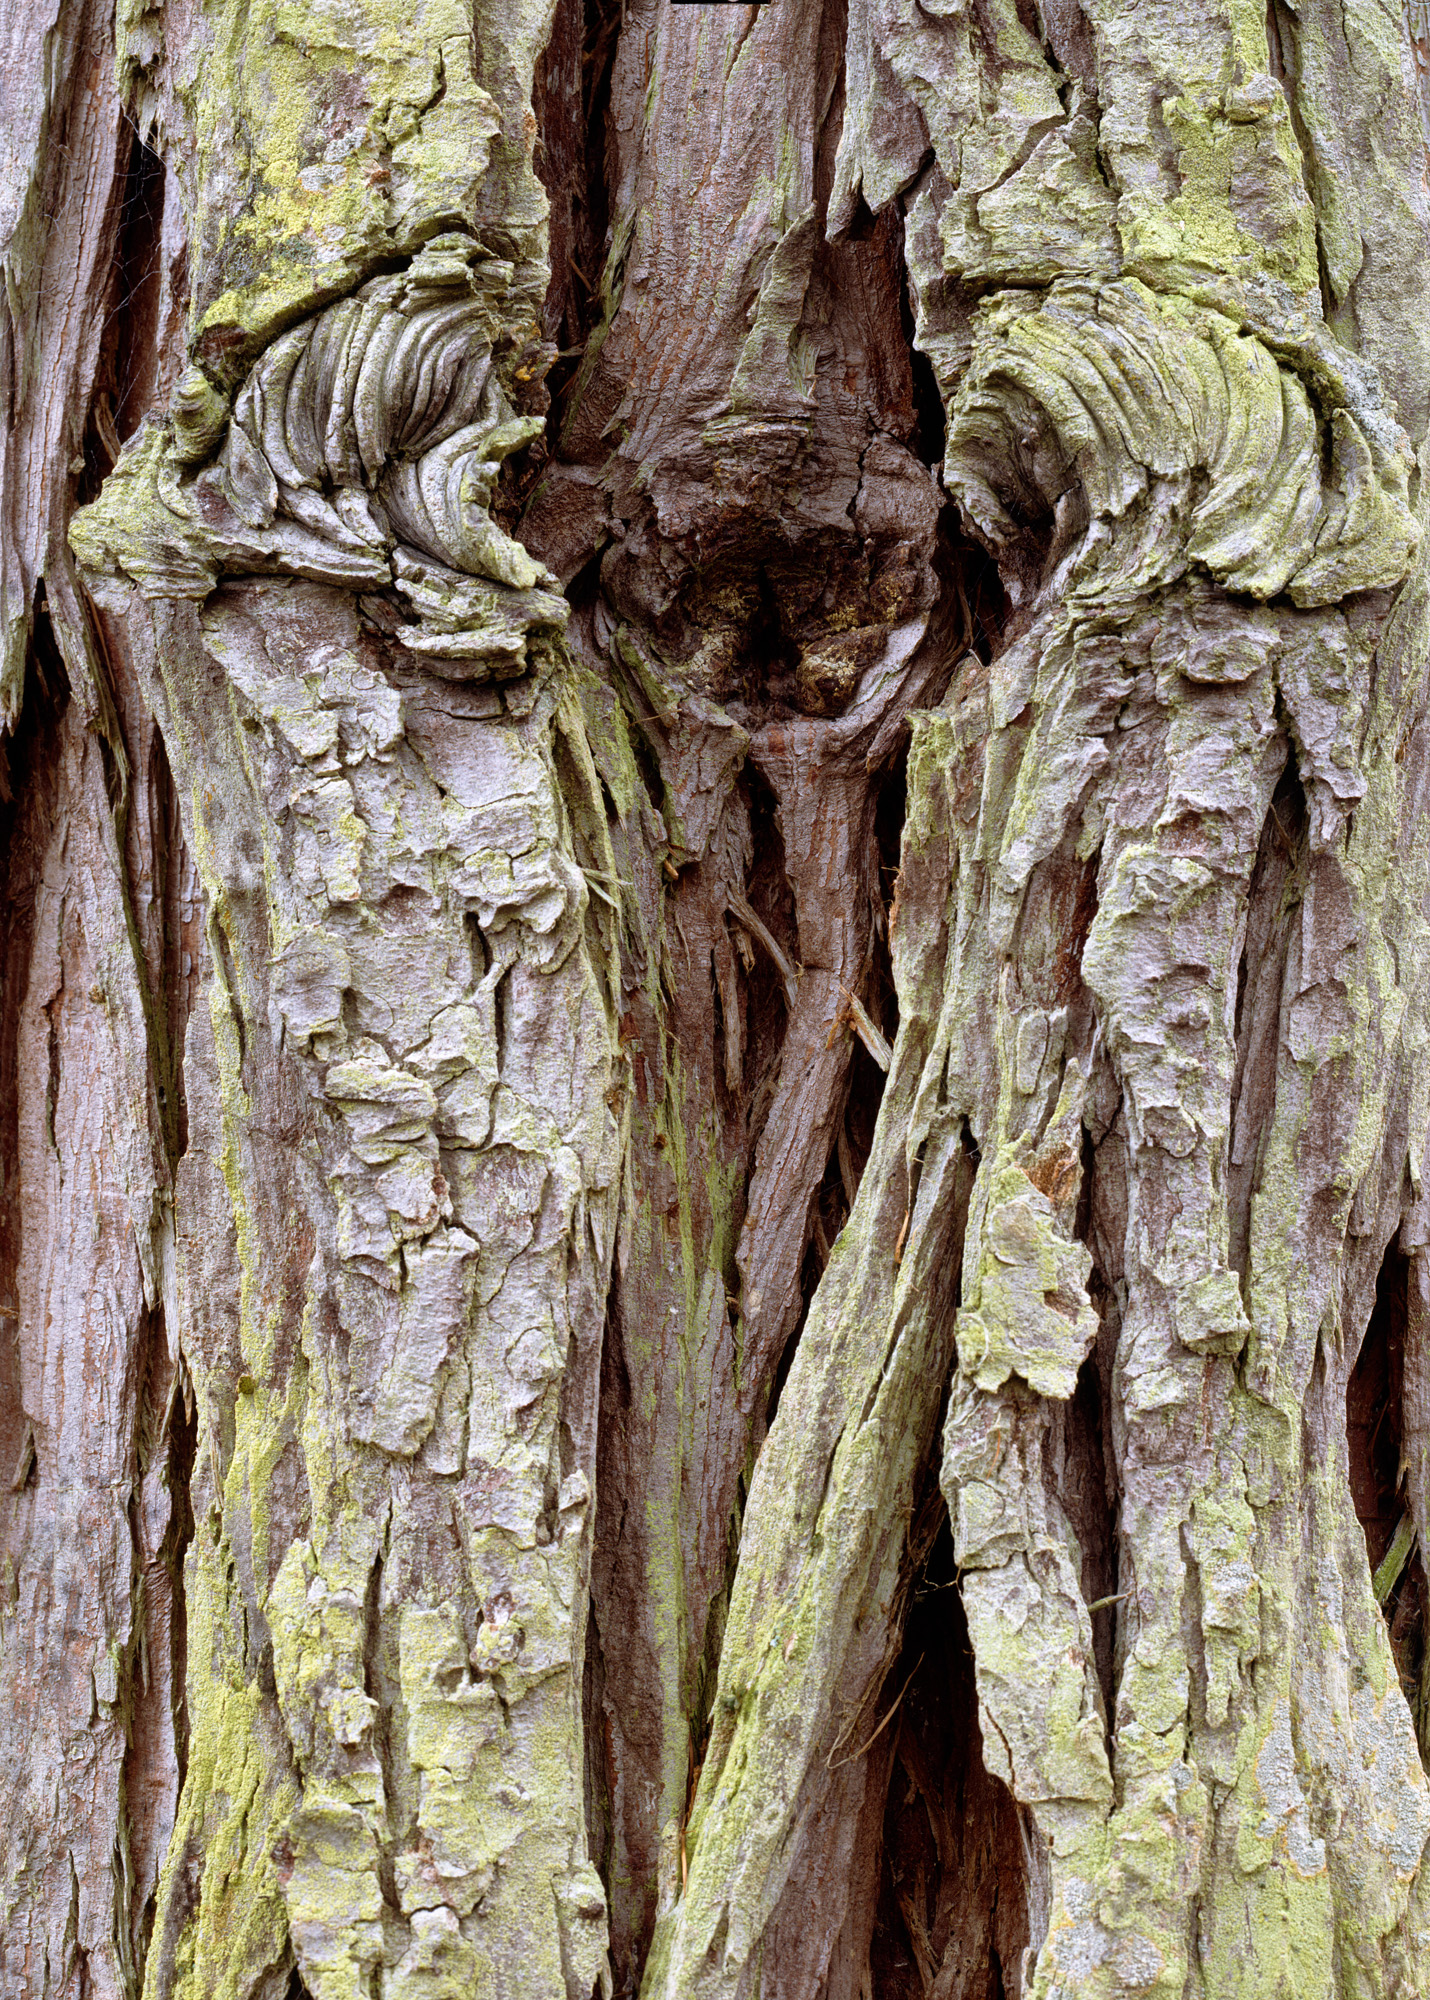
946, 279, 1419, 608
76, 235, 568, 669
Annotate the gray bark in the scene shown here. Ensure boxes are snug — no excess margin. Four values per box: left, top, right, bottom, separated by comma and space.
5, 0, 1430, 1994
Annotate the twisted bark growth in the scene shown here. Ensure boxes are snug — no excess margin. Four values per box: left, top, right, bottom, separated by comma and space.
639, 0, 1430, 1989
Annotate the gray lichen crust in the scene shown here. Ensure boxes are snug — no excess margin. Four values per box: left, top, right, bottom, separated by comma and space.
70, 0, 621, 1989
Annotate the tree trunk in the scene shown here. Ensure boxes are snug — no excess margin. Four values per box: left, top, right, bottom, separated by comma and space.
5, 0, 1430, 1992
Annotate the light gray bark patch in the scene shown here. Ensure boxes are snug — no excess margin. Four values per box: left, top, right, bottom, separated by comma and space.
114, 539, 622, 1996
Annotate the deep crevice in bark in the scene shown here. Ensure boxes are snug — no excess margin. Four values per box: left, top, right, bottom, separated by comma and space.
120, 1296, 195, 1979
895, 216, 948, 474
0, 625, 68, 1539
1074, 1100, 1128, 1746
502, 0, 625, 526
585, 1253, 645, 1993
744, 1118, 979, 1997
166, 1365, 197, 1795
1347, 1235, 1430, 1761
1229, 751, 1307, 1287
124, 703, 199, 1165
925, 512, 1010, 673
582, 1591, 615, 1976
531, 0, 622, 447
80, 130, 165, 505
1056, 1350, 1120, 1724
362, 1537, 403, 1909
867, 1506, 1035, 2000
735, 763, 796, 1151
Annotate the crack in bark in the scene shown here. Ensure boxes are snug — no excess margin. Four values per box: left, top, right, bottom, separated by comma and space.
1348, 1238, 1430, 1763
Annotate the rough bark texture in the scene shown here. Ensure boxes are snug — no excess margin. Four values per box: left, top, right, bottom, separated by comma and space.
7, 0, 1430, 1993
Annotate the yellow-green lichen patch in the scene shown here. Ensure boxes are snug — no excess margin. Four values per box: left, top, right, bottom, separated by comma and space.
185, 0, 501, 372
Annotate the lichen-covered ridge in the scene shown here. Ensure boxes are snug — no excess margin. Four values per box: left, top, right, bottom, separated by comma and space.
97, 457, 620, 1997
74, 0, 626, 1990
636, 0, 1430, 1991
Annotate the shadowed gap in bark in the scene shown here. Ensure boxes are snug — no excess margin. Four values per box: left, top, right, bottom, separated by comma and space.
1057, 1348, 1119, 1726
111, 683, 201, 1165
120, 1292, 196, 1975
582, 1593, 616, 1981
542, 5, 1022, 1970
1076, 1097, 1128, 1741
0, 617, 68, 1517
79, 129, 165, 506
362, 1536, 404, 1912
771, 1016, 891, 1428
513, 0, 623, 539
737, 763, 796, 1157
1229, 751, 1307, 1285
1347, 1236, 1430, 1761
896, 214, 948, 475
501, 0, 624, 528
867, 1511, 1034, 2000
958, 535, 1011, 669
166, 1366, 196, 1794
531, 0, 621, 415
585, 1255, 635, 1990
738, 1121, 980, 1998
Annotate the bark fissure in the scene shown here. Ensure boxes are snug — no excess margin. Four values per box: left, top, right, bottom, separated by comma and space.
1348, 1238, 1430, 1763
868, 1510, 1035, 2000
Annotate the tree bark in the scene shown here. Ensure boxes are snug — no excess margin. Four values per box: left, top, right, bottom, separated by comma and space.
6, 0, 1430, 1993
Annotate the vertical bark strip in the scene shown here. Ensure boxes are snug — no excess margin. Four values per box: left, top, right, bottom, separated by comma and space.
73, 2, 627, 1989
646, 0, 1430, 1991
0, 1, 194, 1991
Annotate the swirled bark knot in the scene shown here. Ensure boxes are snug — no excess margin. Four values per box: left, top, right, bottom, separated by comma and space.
74, 235, 569, 677
946, 279, 1420, 612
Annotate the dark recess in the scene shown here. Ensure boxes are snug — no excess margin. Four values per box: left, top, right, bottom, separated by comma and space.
736, 763, 797, 1144
1072, 1121, 1122, 1727
1347, 1237, 1430, 1761
893, 204, 948, 474
1228, 755, 1307, 1285
0, 614, 69, 1543
529, 0, 623, 431
81, 131, 166, 504
166, 1371, 197, 1791
1058, 1350, 1120, 1722
868, 1505, 1034, 1999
